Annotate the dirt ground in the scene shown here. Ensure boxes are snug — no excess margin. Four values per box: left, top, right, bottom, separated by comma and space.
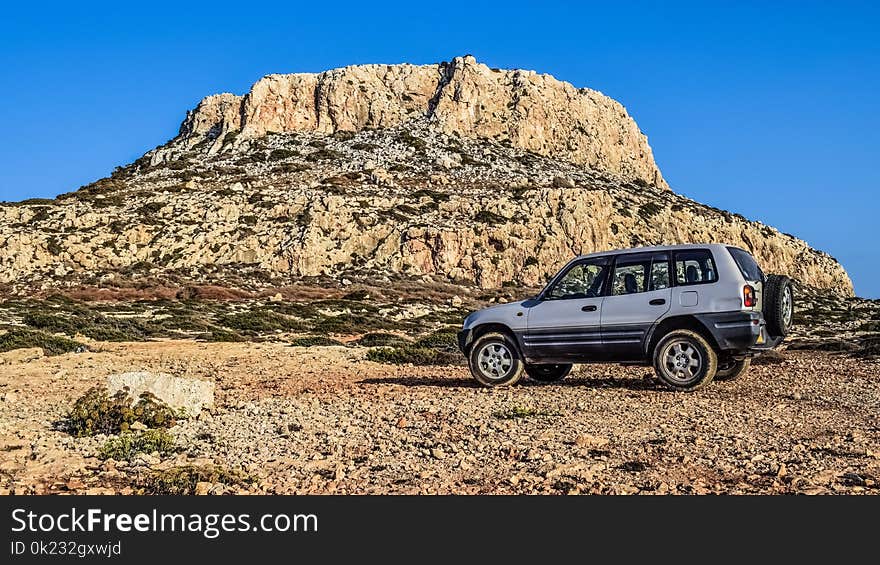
0, 340, 878, 495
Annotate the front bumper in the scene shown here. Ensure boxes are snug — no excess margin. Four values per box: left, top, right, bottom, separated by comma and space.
457, 329, 472, 354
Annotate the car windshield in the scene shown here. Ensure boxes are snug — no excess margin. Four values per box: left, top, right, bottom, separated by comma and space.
727, 247, 764, 281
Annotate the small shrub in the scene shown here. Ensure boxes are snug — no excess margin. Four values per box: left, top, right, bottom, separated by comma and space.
28, 207, 52, 223
398, 131, 427, 152
139, 465, 251, 495
306, 149, 341, 162
268, 148, 299, 161
132, 391, 178, 429
236, 153, 267, 165
15, 198, 57, 206
637, 202, 663, 220
415, 328, 458, 351
289, 335, 345, 347
167, 159, 190, 170
90, 194, 126, 208
77, 315, 155, 342
351, 142, 377, 151
411, 188, 450, 202
524, 256, 539, 267
98, 429, 176, 461
0, 329, 83, 356
460, 153, 487, 167
46, 237, 64, 257
396, 204, 419, 215
366, 346, 439, 365
331, 130, 356, 141
137, 202, 164, 216
23, 312, 78, 335
474, 210, 505, 224
203, 327, 245, 342
67, 387, 177, 437
355, 333, 410, 347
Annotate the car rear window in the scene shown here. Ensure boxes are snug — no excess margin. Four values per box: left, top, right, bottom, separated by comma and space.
727, 247, 764, 281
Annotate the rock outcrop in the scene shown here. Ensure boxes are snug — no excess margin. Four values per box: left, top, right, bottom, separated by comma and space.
0, 57, 854, 295
178, 56, 666, 188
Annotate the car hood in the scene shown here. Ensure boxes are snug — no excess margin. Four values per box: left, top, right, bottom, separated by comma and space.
462, 299, 532, 330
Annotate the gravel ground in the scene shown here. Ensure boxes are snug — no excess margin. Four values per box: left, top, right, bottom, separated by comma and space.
0, 341, 878, 494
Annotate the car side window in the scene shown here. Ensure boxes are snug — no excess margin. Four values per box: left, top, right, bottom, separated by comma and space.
674, 250, 718, 286
649, 253, 671, 290
546, 259, 608, 300
611, 253, 670, 295
612, 259, 647, 295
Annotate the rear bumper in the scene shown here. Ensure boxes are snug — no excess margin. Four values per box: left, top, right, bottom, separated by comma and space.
750, 334, 784, 353
695, 311, 767, 352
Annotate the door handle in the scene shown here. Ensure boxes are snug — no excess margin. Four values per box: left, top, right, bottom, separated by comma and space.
649, 299, 666, 306
581, 305, 597, 312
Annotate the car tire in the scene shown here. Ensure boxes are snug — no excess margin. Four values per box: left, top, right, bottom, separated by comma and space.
764, 275, 794, 338
468, 332, 524, 387
525, 363, 572, 383
653, 330, 718, 391
715, 357, 751, 381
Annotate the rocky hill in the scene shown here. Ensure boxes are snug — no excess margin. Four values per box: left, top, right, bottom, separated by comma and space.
0, 56, 853, 295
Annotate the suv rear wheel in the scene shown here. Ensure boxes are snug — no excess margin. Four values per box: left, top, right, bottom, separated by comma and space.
525, 363, 572, 383
468, 332, 524, 387
653, 330, 718, 391
715, 357, 751, 381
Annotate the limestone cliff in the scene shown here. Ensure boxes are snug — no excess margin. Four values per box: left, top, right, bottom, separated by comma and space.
0, 57, 854, 295
177, 56, 666, 188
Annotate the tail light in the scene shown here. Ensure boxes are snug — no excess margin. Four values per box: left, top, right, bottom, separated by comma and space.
743, 285, 756, 308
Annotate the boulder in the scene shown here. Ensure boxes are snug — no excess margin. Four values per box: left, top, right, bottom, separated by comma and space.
107, 372, 214, 417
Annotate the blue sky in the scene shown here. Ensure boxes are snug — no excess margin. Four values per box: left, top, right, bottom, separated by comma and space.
1, 1, 877, 296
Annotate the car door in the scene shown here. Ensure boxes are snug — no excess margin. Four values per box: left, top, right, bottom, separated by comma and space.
523, 257, 610, 363
600, 252, 672, 361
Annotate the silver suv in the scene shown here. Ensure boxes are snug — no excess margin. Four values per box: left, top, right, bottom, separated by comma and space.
458, 244, 793, 391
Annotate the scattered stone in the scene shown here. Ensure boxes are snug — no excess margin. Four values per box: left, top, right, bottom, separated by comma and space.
552, 175, 576, 188
575, 434, 609, 449
435, 154, 461, 169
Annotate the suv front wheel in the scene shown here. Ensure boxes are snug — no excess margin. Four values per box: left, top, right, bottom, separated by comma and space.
468, 332, 525, 387
653, 330, 718, 391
